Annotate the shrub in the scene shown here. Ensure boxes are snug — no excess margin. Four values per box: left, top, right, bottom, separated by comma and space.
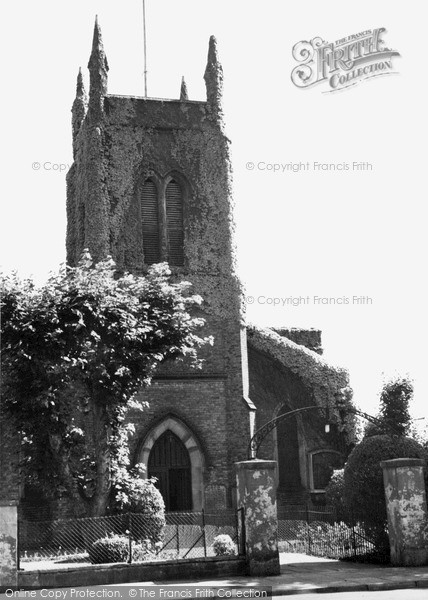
132, 482, 165, 545
344, 434, 425, 554
130, 538, 160, 563
325, 469, 352, 526
377, 376, 412, 436
363, 376, 413, 438
213, 534, 236, 556
115, 477, 166, 544
88, 534, 129, 564
88, 534, 161, 564
325, 469, 349, 523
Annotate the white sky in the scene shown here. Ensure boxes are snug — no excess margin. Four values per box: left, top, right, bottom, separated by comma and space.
1, 1, 427, 428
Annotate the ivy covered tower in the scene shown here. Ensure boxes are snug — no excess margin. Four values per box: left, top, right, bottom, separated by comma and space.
66, 18, 255, 510
66, 18, 354, 512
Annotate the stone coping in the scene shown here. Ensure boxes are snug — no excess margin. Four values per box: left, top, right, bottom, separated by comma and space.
380, 458, 425, 468
20, 555, 240, 575
235, 460, 277, 470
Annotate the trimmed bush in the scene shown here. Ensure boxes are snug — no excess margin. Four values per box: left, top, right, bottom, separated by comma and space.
213, 534, 236, 556
88, 534, 161, 564
115, 479, 166, 544
88, 534, 129, 564
344, 434, 425, 554
131, 482, 165, 544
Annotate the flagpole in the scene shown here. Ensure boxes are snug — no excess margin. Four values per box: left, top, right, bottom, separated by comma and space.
143, 0, 148, 97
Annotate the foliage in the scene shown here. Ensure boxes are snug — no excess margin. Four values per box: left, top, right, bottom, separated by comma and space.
1, 252, 211, 516
246, 325, 350, 398
278, 518, 376, 560
113, 474, 165, 543
335, 377, 426, 560
88, 533, 159, 564
364, 375, 413, 437
88, 534, 129, 564
131, 538, 161, 562
379, 376, 412, 435
325, 469, 348, 522
212, 534, 236, 556
344, 434, 425, 553
334, 386, 360, 447
114, 469, 164, 513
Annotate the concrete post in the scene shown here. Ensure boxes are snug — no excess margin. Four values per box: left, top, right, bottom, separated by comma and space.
235, 460, 280, 576
380, 458, 428, 566
0, 502, 18, 590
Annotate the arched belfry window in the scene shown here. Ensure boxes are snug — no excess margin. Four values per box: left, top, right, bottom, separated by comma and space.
141, 179, 160, 264
148, 430, 192, 511
140, 175, 185, 267
166, 180, 184, 266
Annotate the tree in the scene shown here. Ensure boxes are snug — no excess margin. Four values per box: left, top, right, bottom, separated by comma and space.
335, 376, 425, 559
343, 434, 424, 555
378, 375, 412, 435
364, 375, 413, 437
1, 252, 210, 516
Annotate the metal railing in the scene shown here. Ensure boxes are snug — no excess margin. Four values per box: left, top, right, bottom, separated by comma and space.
18, 510, 243, 567
277, 504, 383, 560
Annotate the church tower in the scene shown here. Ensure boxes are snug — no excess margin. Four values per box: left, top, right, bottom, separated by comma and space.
66, 19, 255, 510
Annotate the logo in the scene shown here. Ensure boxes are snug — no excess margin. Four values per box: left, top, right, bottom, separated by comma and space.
291, 28, 400, 92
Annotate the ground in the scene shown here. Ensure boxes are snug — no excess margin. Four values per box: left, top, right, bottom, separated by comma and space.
272, 593, 428, 600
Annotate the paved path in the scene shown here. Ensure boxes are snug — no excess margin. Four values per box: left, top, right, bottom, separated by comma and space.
14, 553, 428, 595
150, 553, 428, 595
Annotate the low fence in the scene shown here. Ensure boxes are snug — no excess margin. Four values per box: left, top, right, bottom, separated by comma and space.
277, 504, 379, 560
19, 510, 244, 567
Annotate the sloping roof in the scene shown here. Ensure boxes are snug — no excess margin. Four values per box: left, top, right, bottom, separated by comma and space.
247, 324, 350, 406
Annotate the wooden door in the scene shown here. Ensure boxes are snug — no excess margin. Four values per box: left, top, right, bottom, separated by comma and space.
148, 430, 192, 511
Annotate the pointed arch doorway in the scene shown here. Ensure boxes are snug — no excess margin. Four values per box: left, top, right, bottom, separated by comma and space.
148, 430, 192, 511
138, 416, 205, 511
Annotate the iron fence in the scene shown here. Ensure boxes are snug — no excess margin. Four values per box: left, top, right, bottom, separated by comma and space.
18, 510, 243, 567
277, 504, 380, 560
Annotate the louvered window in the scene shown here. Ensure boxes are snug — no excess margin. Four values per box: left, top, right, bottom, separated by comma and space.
166, 180, 184, 266
141, 179, 160, 264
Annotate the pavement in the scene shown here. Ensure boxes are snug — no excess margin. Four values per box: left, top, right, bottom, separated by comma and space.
151, 553, 428, 595
12, 553, 428, 596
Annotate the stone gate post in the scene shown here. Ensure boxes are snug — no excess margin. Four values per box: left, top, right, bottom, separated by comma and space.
235, 460, 280, 576
380, 458, 428, 566
0, 502, 18, 590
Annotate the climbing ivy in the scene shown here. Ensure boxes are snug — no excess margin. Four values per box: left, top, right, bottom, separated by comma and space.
1, 251, 210, 516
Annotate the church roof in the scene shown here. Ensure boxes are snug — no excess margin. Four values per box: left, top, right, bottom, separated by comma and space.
246, 324, 350, 406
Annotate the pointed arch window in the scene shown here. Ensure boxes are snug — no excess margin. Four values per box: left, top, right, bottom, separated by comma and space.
141, 179, 161, 264
309, 450, 344, 492
140, 176, 185, 267
166, 180, 184, 267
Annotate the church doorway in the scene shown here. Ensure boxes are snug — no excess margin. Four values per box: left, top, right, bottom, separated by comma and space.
148, 430, 192, 511
138, 415, 204, 510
